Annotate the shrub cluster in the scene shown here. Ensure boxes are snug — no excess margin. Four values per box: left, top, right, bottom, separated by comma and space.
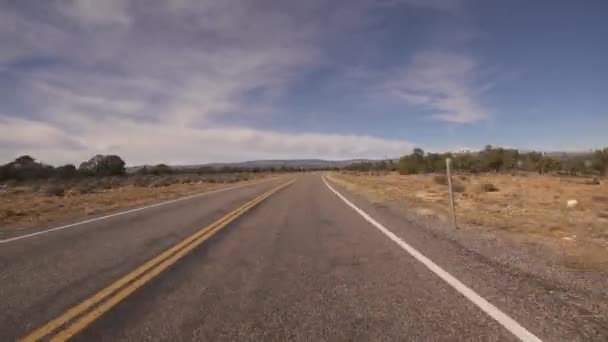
346, 146, 608, 176
0, 154, 126, 182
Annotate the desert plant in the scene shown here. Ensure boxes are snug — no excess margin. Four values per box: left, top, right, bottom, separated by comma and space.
45, 184, 65, 197
433, 175, 448, 185
452, 183, 466, 193
479, 183, 499, 192
55, 164, 79, 179
79, 155, 126, 177
76, 182, 97, 194
592, 196, 608, 203
150, 177, 177, 188
148, 164, 174, 175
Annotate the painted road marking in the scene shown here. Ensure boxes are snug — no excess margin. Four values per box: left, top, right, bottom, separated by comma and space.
1, 177, 281, 244
322, 176, 542, 342
21, 180, 294, 342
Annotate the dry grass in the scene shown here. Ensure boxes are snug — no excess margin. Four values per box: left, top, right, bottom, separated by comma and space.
330, 172, 608, 270
0, 173, 274, 234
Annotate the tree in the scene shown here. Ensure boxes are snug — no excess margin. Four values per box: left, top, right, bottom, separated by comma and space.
15, 155, 35, 166
480, 147, 504, 172
398, 155, 421, 174
0, 164, 8, 181
55, 164, 78, 178
592, 148, 608, 175
413, 148, 425, 158
79, 155, 126, 177
4, 156, 54, 180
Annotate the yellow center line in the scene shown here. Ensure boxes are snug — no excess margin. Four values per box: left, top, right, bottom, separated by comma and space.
21, 180, 295, 342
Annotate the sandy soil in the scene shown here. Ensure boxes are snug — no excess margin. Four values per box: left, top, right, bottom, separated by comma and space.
0, 175, 273, 235
329, 172, 608, 271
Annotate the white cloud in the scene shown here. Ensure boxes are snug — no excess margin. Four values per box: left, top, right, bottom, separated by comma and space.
380, 0, 461, 11
389, 51, 490, 123
0, 115, 85, 152
55, 0, 131, 27
0, 114, 414, 165
1, 0, 427, 165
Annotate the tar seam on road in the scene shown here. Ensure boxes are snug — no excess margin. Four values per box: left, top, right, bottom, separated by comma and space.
0, 177, 281, 244
20, 180, 295, 342
322, 176, 543, 342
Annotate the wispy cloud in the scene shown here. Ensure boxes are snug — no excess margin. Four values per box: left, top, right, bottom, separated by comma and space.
389, 51, 491, 123
1, 0, 463, 164
0, 113, 414, 165
380, 0, 462, 11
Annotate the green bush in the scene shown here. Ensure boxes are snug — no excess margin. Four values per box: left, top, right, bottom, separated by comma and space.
79, 155, 126, 177
55, 164, 79, 179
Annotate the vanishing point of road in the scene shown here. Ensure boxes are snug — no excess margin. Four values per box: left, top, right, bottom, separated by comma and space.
1, 174, 606, 341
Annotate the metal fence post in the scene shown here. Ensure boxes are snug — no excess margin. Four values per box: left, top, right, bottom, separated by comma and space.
446, 158, 457, 229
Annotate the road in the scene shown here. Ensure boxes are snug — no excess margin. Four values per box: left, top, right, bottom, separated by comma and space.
1, 174, 606, 341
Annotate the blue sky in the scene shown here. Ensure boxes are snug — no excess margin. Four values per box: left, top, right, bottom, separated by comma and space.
1, 0, 607, 165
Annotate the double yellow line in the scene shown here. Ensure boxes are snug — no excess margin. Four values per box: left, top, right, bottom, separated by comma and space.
22, 180, 295, 342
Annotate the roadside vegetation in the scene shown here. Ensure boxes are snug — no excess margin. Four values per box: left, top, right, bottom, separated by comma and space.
0, 154, 288, 234
346, 145, 608, 177
331, 145, 608, 271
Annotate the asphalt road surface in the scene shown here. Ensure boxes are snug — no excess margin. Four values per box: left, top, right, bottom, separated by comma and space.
1, 174, 606, 341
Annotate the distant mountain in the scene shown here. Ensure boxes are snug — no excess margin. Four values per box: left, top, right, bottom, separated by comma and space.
128, 159, 379, 173
185, 159, 378, 170
128, 149, 595, 173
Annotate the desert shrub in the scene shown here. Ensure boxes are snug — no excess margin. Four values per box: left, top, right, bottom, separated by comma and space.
45, 184, 65, 197
1, 155, 55, 181
55, 164, 79, 179
30, 183, 42, 192
479, 183, 499, 192
150, 177, 177, 188
586, 177, 601, 185
148, 164, 174, 175
131, 175, 154, 187
235, 174, 251, 182
592, 196, 608, 203
79, 155, 126, 177
76, 182, 97, 194
592, 148, 608, 176
108, 177, 127, 188
3, 179, 18, 187
398, 152, 424, 175
452, 183, 466, 193
433, 175, 448, 185
94, 178, 113, 190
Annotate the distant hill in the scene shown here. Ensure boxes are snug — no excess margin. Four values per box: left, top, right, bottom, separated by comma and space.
128, 149, 596, 173
199, 159, 377, 170
128, 159, 379, 173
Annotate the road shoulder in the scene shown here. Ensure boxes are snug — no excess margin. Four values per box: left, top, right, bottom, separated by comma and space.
324, 175, 608, 341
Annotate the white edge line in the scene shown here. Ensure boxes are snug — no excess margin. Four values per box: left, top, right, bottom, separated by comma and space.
322, 176, 542, 342
0, 177, 281, 244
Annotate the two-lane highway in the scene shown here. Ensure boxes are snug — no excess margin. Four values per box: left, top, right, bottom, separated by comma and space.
0, 177, 289, 341
1, 174, 606, 341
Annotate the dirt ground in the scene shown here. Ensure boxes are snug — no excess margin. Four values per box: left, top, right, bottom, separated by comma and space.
329, 172, 608, 271
0, 174, 274, 235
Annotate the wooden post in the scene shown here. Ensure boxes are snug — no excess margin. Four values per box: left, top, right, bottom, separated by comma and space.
446, 158, 457, 229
